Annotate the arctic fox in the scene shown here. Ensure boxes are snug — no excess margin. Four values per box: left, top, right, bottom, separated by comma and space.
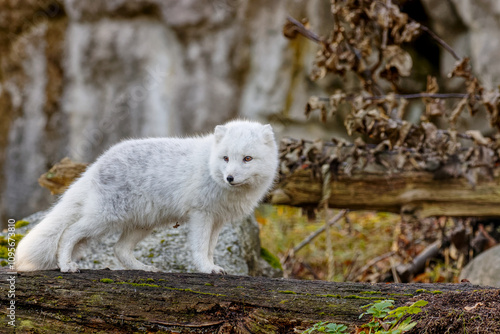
15, 120, 278, 274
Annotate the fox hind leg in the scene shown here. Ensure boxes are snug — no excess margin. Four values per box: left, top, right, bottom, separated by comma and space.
72, 238, 89, 262
58, 217, 103, 272
114, 228, 158, 272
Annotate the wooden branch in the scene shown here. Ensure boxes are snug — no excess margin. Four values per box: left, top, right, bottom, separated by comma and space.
270, 169, 500, 218
419, 24, 461, 61
292, 210, 347, 255
318, 92, 473, 102
285, 16, 323, 44
396, 240, 441, 282
1, 270, 496, 333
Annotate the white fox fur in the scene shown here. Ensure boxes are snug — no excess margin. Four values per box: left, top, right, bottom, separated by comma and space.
15, 120, 278, 274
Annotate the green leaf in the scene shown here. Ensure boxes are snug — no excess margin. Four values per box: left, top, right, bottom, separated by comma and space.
411, 300, 428, 307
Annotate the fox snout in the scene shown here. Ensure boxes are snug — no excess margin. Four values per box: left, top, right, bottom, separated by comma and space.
225, 173, 245, 186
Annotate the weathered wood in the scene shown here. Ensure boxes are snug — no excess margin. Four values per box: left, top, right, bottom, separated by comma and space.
271, 169, 500, 217
0, 270, 496, 333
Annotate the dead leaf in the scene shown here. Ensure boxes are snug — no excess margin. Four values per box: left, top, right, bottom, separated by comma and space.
306, 96, 327, 119
465, 130, 489, 146
396, 20, 421, 43
426, 76, 439, 94
426, 99, 445, 117
449, 98, 468, 125
482, 89, 500, 127
396, 121, 413, 147
382, 45, 412, 78
449, 57, 471, 79
464, 302, 484, 311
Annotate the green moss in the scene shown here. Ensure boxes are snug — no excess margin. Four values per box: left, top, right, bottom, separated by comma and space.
344, 295, 381, 300
204, 283, 213, 286
416, 289, 442, 294
318, 294, 341, 298
360, 291, 380, 295
18, 320, 35, 328
278, 290, 297, 294
14, 220, 30, 229
315, 293, 381, 300
89, 294, 104, 305
115, 282, 159, 288
0, 234, 25, 259
260, 247, 283, 270
55, 276, 63, 279
388, 293, 414, 297
100, 278, 114, 283
112, 280, 226, 296
165, 286, 226, 297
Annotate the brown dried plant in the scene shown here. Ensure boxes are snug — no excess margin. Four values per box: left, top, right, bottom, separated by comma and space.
282, 0, 500, 185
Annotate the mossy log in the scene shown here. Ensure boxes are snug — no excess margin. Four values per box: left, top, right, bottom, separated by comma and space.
271, 169, 500, 218
0, 270, 496, 333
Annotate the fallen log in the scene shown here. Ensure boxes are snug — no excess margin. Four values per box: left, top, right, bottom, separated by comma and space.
1, 270, 498, 333
270, 169, 500, 218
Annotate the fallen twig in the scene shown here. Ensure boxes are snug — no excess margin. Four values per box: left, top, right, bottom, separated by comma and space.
284, 210, 347, 264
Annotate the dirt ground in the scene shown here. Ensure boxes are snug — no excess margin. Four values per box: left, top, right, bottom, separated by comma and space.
407, 289, 500, 334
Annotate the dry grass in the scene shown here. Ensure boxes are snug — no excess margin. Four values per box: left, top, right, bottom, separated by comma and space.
256, 205, 399, 281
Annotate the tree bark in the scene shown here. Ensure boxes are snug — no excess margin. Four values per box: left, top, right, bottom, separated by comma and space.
1, 270, 496, 333
270, 169, 500, 218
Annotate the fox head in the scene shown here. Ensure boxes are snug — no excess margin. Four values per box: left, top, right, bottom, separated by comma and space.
209, 120, 278, 190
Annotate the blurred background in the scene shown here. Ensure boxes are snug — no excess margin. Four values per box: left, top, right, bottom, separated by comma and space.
1, 0, 500, 283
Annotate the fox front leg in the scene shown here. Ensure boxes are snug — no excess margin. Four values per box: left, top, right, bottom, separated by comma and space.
188, 211, 226, 274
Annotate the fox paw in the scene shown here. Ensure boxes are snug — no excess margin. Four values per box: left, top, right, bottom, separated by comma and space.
143, 265, 160, 272
199, 264, 226, 275
60, 262, 80, 273
211, 266, 227, 275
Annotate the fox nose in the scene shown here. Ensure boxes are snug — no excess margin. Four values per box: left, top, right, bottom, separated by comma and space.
226, 175, 234, 183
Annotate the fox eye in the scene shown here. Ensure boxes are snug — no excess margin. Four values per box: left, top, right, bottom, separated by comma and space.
223, 156, 229, 162
243, 156, 253, 162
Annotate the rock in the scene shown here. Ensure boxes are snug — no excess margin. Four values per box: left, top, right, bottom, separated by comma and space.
460, 245, 500, 287
3, 210, 282, 277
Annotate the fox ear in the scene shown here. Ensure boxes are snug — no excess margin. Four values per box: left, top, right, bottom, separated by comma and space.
262, 124, 275, 144
214, 125, 227, 143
